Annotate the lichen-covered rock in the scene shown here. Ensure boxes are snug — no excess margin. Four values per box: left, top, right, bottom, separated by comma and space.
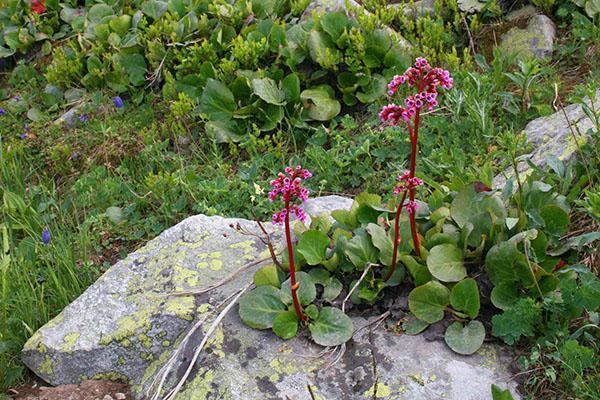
387, 0, 435, 18
499, 14, 555, 60
23, 196, 520, 399
494, 89, 600, 187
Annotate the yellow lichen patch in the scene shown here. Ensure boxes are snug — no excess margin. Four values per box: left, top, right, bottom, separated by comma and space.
197, 303, 211, 314
210, 259, 223, 271
269, 373, 280, 383
62, 332, 81, 352
429, 374, 437, 382
363, 382, 392, 398
477, 345, 498, 370
164, 296, 195, 321
409, 373, 425, 386
99, 310, 152, 346
172, 266, 199, 288
209, 251, 222, 259
91, 371, 129, 383
176, 369, 215, 400
560, 133, 588, 161
230, 240, 256, 254
39, 356, 54, 375
205, 326, 225, 358
197, 261, 208, 269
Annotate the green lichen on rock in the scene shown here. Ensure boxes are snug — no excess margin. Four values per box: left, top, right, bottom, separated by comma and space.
39, 356, 54, 376
91, 371, 129, 383
62, 332, 80, 352
500, 28, 545, 60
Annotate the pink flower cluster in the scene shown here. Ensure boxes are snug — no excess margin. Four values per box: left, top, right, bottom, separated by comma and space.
393, 171, 424, 196
269, 166, 312, 225
272, 204, 307, 225
405, 201, 419, 215
380, 57, 453, 125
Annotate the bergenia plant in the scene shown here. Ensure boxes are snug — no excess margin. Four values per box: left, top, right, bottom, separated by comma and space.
380, 57, 453, 281
269, 166, 312, 321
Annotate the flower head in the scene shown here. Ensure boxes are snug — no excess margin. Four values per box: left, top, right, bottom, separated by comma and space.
113, 96, 124, 108
393, 171, 424, 195
41, 228, 51, 245
381, 57, 453, 124
79, 114, 89, 123
269, 165, 312, 225
31, 0, 46, 14
405, 201, 420, 215
20, 133, 27, 140
0, 108, 5, 116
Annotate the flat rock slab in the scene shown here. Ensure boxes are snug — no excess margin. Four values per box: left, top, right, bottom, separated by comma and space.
23, 196, 520, 399
494, 89, 600, 187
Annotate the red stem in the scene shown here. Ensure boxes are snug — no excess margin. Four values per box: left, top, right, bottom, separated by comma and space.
284, 200, 306, 321
409, 109, 422, 258
384, 190, 408, 281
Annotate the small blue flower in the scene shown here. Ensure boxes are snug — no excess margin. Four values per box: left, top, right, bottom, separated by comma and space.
41, 228, 51, 245
79, 114, 89, 122
24, 124, 30, 132
20, 133, 27, 139
0, 108, 5, 116
12, 95, 20, 101
113, 96, 124, 108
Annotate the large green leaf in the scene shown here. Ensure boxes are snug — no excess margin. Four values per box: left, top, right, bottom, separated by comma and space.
251, 78, 286, 105
491, 385, 516, 400
485, 241, 530, 286
540, 204, 569, 236
450, 185, 506, 228
280, 271, 316, 306
309, 307, 353, 346
117, 53, 147, 86
365, 223, 393, 266
408, 281, 450, 324
307, 30, 340, 67
344, 228, 379, 269
253, 264, 285, 288
281, 73, 300, 102
300, 86, 340, 121
239, 286, 286, 329
427, 244, 466, 282
450, 278, 480, 318
88, 4, 114, 24
199, 79, 236, 121
444, 321, 485, 355
297, 230, 330, 265
141, 0, 168, 20
272, 311, 299, 339
320, 12, 349, 41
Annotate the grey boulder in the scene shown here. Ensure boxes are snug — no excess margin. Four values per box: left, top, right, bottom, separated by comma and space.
494, 89, 600, 187
23, 196, 520, 399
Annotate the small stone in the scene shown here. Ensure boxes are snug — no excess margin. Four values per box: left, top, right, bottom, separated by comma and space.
499, 14, 555, 60
115, 393, 126, 400
102, 395, 114, 400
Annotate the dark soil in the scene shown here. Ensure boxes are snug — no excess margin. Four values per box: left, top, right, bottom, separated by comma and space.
10, 380, 131, 400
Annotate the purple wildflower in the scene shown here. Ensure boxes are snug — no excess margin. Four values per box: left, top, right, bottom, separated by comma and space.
113, 96, 124, 108
41, 228, 51, 245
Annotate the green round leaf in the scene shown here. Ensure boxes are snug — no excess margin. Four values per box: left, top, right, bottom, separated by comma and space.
304, 304, 319, 320
490, 282, 518, 310
402, 316, 430, 335
450, 278, 480, 319
444, 321, 485, 355
309, 307, 353, 346
253, 264, 285, 288
297, 230, 330, 265
540, 205, 569, 236
323, 278, 343, 301
344, 228, 379, 269
300, 86, 341, 121
365, 223, 393, 267
427, 244, 466, 282
251, 77, 286, 105
280, 271, 316, 306
239, 286, 286, 329
272, 311, 299, 339
408, 281, 450, 324
308, 268, 330, 285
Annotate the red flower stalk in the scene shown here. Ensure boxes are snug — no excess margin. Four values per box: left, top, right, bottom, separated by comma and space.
381, 58, 453, 281
31, 0, 46, 14
269, 166, 312, 321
